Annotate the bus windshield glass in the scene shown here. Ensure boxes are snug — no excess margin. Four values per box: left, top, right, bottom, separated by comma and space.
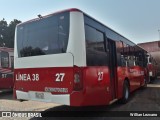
17, 12, 69, 57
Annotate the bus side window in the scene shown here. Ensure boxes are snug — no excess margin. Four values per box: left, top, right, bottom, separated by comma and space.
85, 24, 108, 66
116, 41, 123, 66
1, 51, 9, 68
134, 46, 139, 66
121, 55, 126, 67
128, 46, 135, 67
121, 42, 128, 67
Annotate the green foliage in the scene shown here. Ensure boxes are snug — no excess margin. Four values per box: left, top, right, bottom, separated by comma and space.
0, 19, 21, 48
0, 18, 7, 47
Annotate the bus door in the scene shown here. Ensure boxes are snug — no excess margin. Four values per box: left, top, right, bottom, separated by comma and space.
108, 39, 117, 100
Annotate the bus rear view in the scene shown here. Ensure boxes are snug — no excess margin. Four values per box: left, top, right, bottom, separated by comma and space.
14, 8, 146, 106
14, 9, 86, 106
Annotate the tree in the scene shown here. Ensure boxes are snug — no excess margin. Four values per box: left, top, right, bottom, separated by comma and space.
0, 19, 21, 48
0, 18, 7, 47
6, 19, 21, 48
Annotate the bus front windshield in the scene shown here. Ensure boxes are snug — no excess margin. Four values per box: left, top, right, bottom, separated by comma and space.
17, 12, 69, 57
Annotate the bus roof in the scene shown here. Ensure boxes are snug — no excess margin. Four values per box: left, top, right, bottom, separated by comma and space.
17, 8, 146, 53
17, 8, 81, 26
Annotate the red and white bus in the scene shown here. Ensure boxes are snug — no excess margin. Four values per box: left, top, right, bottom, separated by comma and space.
14, 8, 148, 106
147, 54, 158, 82
0, 47, 14, 89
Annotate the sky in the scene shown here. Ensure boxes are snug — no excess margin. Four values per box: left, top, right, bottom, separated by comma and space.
1, 0, 160, 44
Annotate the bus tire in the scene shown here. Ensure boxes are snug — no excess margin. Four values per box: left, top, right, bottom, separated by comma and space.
120, 80, 130, 104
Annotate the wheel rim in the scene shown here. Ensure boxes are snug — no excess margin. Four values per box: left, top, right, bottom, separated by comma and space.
125, 86, 129, 99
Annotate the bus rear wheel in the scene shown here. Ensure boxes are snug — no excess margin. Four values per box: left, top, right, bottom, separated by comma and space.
120, 80, 130, 104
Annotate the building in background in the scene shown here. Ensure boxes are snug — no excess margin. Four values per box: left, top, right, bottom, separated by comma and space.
138, 41, 160, 76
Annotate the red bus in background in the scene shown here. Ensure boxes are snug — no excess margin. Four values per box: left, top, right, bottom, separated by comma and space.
14, 8, 148, 106
147, 54, 158, 82
0, 47, 14, 89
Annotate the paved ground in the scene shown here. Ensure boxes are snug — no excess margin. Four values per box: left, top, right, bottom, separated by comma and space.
0, 79, 160, 120
0, 92, 58, 111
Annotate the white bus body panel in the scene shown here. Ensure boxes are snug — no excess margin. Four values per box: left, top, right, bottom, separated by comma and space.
67, 11, 86, 67
14, 53, 74, 69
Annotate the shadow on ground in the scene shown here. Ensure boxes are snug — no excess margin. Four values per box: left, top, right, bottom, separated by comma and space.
0, 90, 13, 100
29, 79, 160, 120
